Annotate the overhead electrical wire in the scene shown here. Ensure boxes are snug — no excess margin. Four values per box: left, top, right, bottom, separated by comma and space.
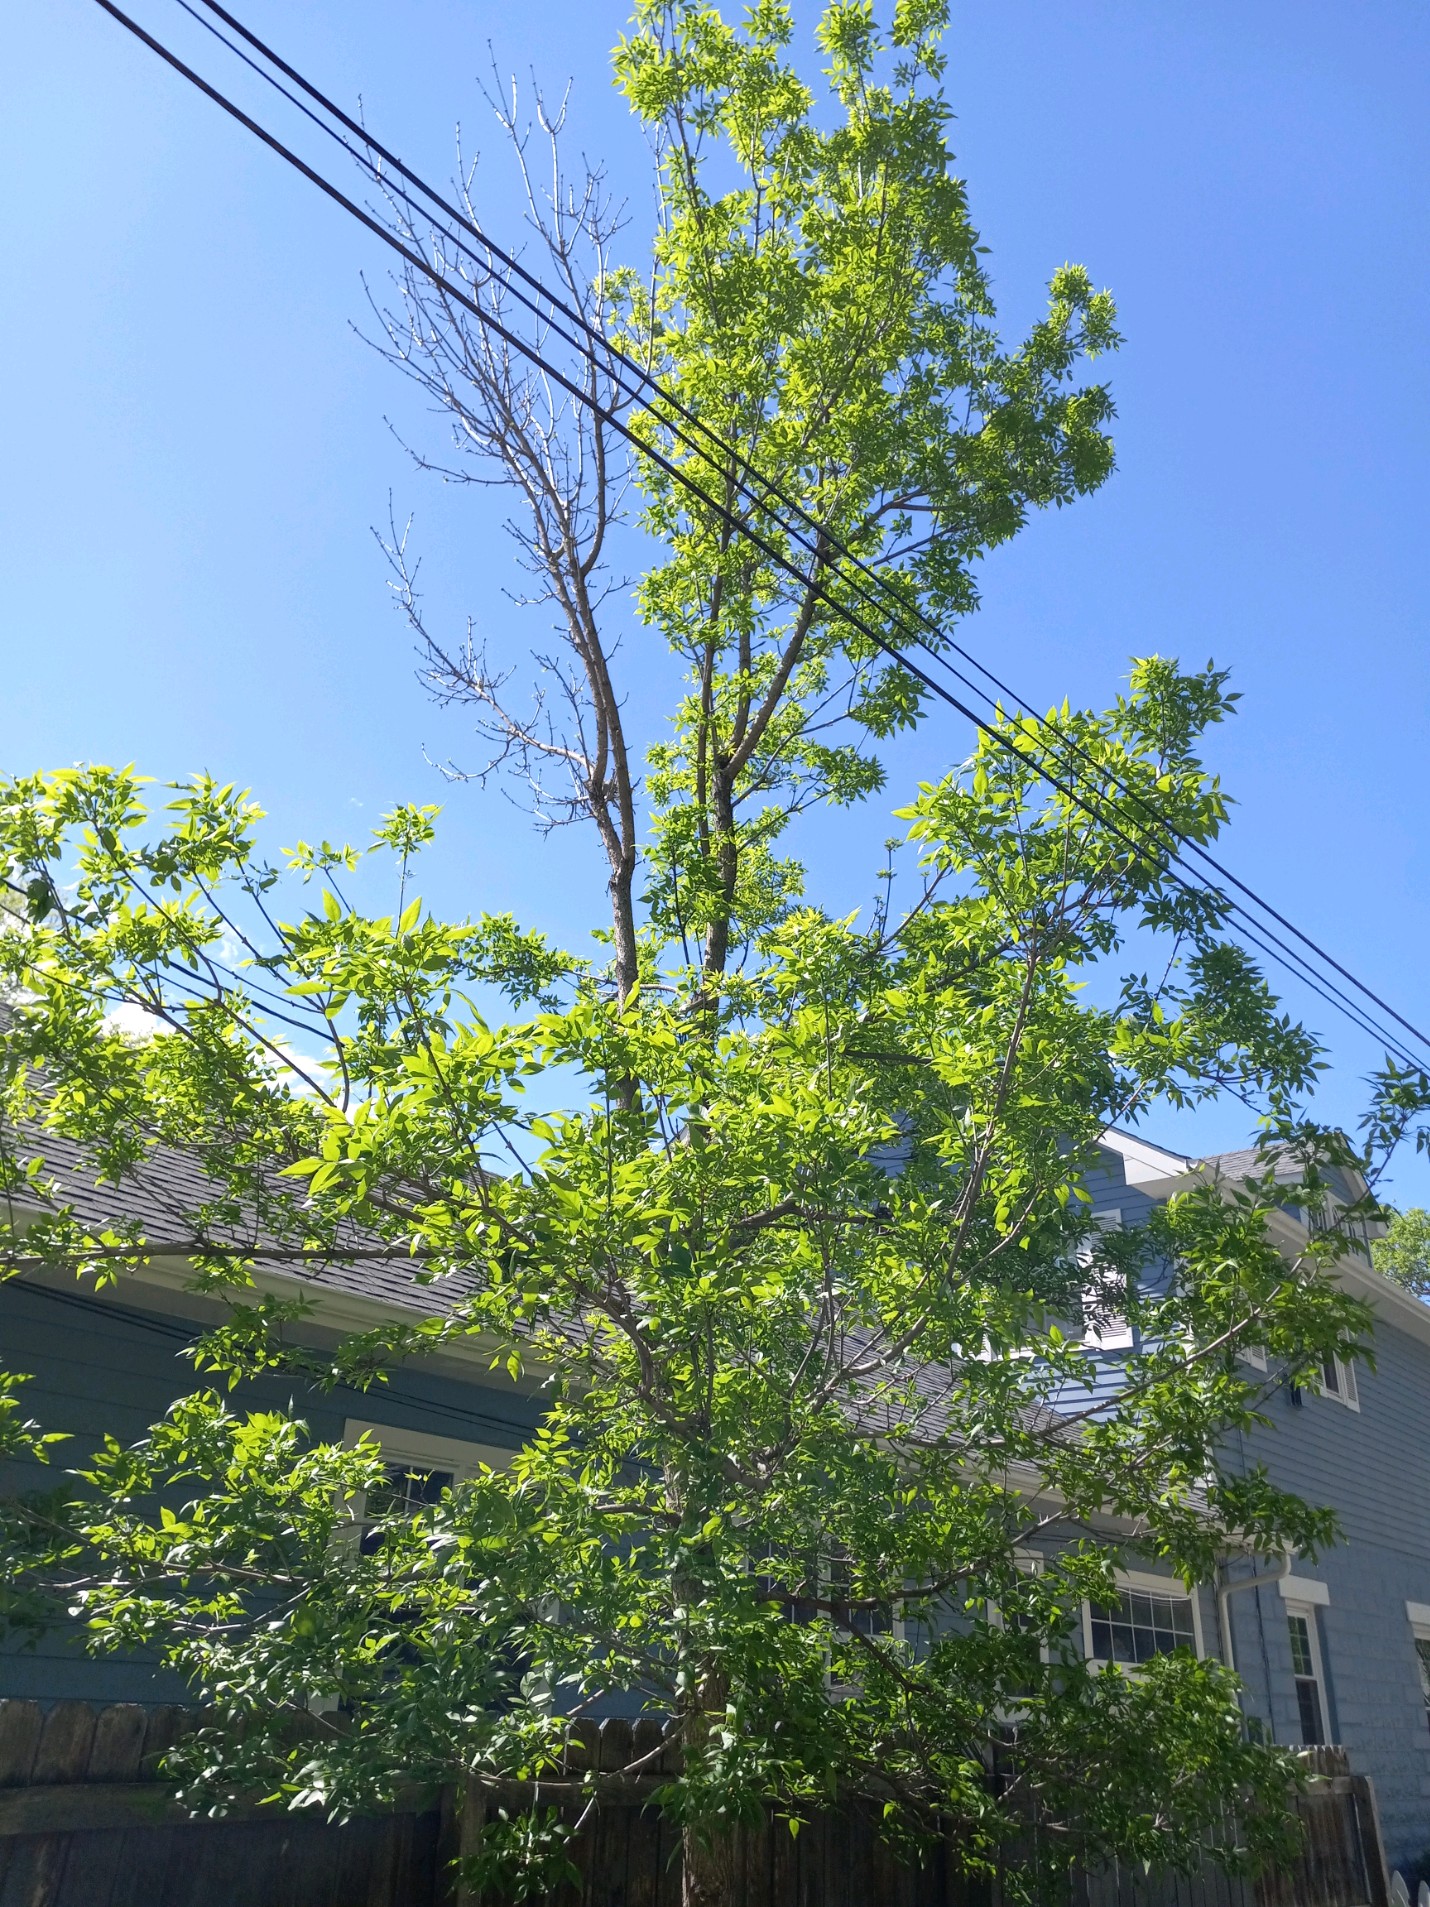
84, 0, 1430, 1075
160, 0, 1430, 1077
87, 0, 1430, 1070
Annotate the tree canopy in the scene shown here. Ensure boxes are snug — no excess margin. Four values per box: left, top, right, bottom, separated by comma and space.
1372, 1206, 1430, 1300
1, 6, 1425, 1905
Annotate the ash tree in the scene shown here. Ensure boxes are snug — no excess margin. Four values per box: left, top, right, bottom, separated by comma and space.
0, 5, 1421, 1904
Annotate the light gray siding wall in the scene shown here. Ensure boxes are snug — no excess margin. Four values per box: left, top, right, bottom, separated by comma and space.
0, 1278, 538, 1705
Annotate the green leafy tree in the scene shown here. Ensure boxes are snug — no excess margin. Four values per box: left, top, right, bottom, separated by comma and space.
1372, 1207, 1430, 1299
0, 6, 1423, 1904
0, 662, 1418, 1904
374, 0, 1117, 1001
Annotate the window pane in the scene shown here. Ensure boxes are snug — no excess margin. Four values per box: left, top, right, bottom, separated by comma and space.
1287, 1614, 1327, 1744
1295, 1675, 1326, 1745
1091, 1589, 1196, 1664
1321, 1355, 1341, 1396
1288, 1614, 1314, 1679
360, 1464, 455, 1554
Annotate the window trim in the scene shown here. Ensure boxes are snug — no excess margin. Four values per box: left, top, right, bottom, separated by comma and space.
1277, 1574, 1329, 1609
1082, 1568, 1205, 1670
1284, 1600, 1331, 1747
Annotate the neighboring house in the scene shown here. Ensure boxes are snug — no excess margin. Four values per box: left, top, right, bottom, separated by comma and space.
1091, 1131, 1430, 1879
2, 1124, 1427, 1872
0, 1129, 540, 1705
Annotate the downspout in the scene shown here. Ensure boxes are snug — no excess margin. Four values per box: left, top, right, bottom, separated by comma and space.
1217, 1550, 1292, 1681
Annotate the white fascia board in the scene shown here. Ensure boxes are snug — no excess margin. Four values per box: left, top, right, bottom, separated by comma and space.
14, 1254, 543, 1393
1098, 1130, 1196, 1186
1, 1188, 525, 1377
1325, 1252, 1430, 1348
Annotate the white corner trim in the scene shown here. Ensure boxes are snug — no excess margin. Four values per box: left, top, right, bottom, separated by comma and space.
1406, 1601, 1430, 1631
1278, 1574, 1330, 1608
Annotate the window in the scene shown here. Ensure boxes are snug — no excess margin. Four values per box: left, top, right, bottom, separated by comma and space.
1307, 1198, 1373, 1263
1406, 1604, 1430, 1732
989, 1554, 1047, 1706
342, 1420, 513, 1549
1286, 1607, 1329, 1745
757, 1549, 900, 1644
358, 1461, 455, 1554
1316, 1354, 1360, 1411
1080, 1210, 1134, 1350
1415, 1640, 1430, 1731
1085, 1571, 1203, 1668
824, 1552, 898, 1640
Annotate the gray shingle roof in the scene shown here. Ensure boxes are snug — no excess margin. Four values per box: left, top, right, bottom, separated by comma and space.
3, 1120, 474, 1319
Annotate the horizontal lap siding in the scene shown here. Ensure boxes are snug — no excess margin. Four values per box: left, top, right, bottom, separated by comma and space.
0, 1279, 538, 1706
1230, 1322, 1430, 1875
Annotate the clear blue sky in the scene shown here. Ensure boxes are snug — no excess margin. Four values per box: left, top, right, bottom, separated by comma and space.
4, 1, 1428, 1187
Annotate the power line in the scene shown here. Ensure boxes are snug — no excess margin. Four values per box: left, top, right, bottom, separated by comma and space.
169, 0, 1430, 1071
84, 0, 1430, 1074
85, 0, 1430, 1070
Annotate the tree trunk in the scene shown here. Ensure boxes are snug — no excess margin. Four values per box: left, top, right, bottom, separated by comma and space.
682, 1820, 740, 1907
680, 1663, 738, 1907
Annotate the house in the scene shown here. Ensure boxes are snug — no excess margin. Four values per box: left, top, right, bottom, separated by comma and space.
1, 1122, 1426, 1875
1091, 1131, 1430, 1879
0, 1127, 543, 1706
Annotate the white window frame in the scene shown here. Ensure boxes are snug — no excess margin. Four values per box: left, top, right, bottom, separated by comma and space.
1082, 1568, 1205, 1671
1313, 1353, 1360, 1411
1284, 1600, 1331, 1746
1080, 1209, 1134, 1350
1406, 1603, 1430, 1732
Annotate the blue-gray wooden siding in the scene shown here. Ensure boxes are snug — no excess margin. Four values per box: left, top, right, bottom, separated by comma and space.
1091, 1145, 1430, 1876
0, 1278, 539, 1707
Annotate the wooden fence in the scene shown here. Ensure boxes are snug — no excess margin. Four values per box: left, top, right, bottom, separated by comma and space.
0, 1703, 1390, 1907
0, 1699, 443, 1907
1255, 1748, 1389, 1907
